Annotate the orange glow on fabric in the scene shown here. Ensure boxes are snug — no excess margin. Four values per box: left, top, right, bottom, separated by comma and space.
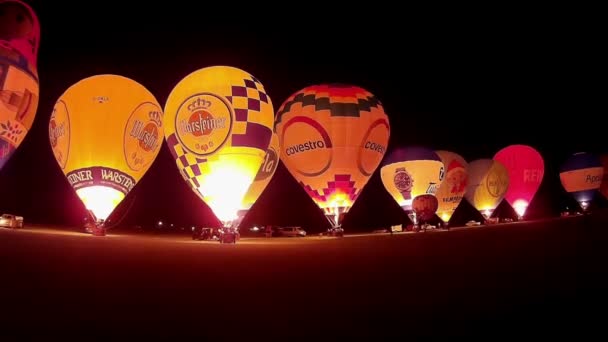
164, 66, 275, 225
50, 74, 164, 221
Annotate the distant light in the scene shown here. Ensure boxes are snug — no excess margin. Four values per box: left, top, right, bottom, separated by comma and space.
170, 224, 174, 228
158, 221, 163, 226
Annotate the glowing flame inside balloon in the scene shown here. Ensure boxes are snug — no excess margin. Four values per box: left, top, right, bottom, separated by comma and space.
196, 157, 257, 224
512, 199, 528, 219
76, 186, 124, 221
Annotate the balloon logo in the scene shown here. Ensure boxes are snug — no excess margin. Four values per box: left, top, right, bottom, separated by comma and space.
559, 152, 603, 211
464, 159, 509, 220
275, 84, 390, 229
50, 75, 164, 224
0, 0, 39, 171
435, 150, 468, 225
493, 144, 544, 220
381, 147, 443, 225
241, 131, 280, 212
601, 154, 608, 200
164, 66, 274, 227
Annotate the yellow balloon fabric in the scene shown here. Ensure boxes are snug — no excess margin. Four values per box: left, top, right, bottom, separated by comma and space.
275, 84, 390, 219
0, 0, 40, 170
164, 66, 274, 223
464, 158, 510, 218
241, 131, 279, 210
435, 150, 468, 223
380, 147, 444, 211
50, 74, 164, 221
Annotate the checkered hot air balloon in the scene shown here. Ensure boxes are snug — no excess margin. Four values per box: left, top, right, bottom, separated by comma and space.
275, 84, 390, 230
164, 66, 275, 228
0, 0, 39, 171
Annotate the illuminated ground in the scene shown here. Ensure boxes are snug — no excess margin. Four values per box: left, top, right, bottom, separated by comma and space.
1, 212, 606, 339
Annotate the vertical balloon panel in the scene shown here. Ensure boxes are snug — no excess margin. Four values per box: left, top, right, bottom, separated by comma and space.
559, 152, 603, 211
275, 84, 390, 228
464, 159, 509, 220
0, 0, 39, 171
241, 131, 280, 211
493, 144, 544, 219
435, 150, 468, 225
50, 75, 164, 224
163, 66, 274, 227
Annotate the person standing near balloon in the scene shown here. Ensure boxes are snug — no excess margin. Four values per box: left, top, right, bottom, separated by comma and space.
0, 0, 39, 171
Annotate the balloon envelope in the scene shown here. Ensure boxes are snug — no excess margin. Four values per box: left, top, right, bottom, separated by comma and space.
464, 158, 510, 218
559, 152, 603, 209
494, 144, 544, 218
50, 75, 164, 221
381, 147, 443, 211
0, 0, 39, 171
275, 84, 390, 227
601, 154, 608, 200
241, 131, 280, 210
412, 194, 438, 222
164, 66, 274, 224
435, 150, 468, 223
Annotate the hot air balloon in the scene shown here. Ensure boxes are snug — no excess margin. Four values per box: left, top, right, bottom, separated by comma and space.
601, 154, 608, 200
381, 147, 444, 226
50, 75, 164, 230
164, 66, 274, 230
0, 0, 39, 171
559, 152, 603, 211
237, 131, 280, 223
435, 150, 468, 226
464, 159, 509, 221
275, 84, 390, 231
493, 144, 544, 220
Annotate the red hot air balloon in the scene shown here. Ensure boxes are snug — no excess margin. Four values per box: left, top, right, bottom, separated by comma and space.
494, 144, 544, 220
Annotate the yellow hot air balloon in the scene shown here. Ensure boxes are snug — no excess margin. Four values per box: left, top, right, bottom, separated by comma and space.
275, 84, 390, 229
464, 158, 509, 220
380, 147, 444, 225
50, 75, 164, 227
435, 150, 468, 226
164, 66, 274, 228
240, 130, 279, 212
0, 0, 40, 171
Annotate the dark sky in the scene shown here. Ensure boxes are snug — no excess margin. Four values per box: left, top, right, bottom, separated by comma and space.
0, 1, 603, 231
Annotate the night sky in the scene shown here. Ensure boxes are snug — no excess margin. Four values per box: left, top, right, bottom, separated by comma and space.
0, 1, 603, 232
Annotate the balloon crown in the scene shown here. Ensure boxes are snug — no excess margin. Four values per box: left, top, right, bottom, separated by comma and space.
186, 98, 211, 112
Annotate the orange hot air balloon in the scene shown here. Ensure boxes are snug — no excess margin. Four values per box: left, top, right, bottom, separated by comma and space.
464, 158, 510, 221
50, 75, 164, 228
164, 66, 275, 229
0, 0, 40, 171
435, 150, 468, 226
275, 84, 390, 230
